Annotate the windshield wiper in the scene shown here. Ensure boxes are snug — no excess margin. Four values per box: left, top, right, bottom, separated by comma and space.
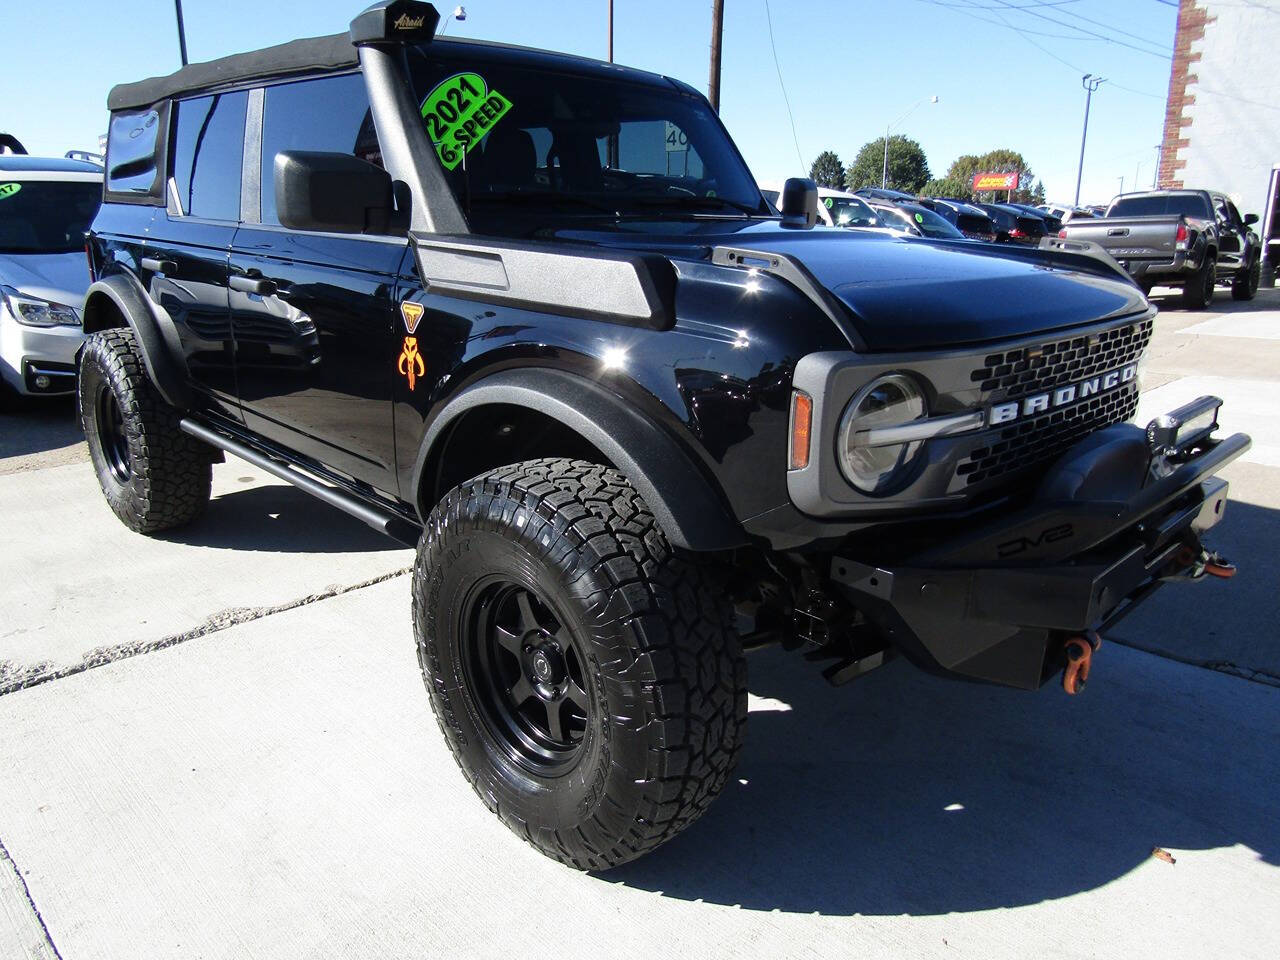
629, 195, 762, 216
469, 191, 620, 216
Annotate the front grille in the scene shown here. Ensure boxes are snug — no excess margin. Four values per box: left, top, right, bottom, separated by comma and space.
955, 318, 1153, 487
956, 385, 1139, 486
969, 319, 1152, 398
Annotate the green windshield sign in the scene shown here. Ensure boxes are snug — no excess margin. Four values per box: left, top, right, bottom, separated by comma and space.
420, 72, 514, 171
0, 183, 21, 201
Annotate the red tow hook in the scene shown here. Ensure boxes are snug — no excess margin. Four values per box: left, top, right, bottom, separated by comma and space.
1063, 632, 1102, 695
1204, 553, 1237, 579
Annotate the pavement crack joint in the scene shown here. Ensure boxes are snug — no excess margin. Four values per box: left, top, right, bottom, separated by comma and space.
0, 567, 412, 698
0, 834, 64, 960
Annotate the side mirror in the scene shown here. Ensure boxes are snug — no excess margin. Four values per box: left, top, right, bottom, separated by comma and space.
780, 177, 818, 228
274, 150, 405, 235
1245, 212, 1259, 225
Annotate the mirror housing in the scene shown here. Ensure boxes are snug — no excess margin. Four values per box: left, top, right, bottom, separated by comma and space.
780, 177, 818, 229
274, 150, 405, 235
1245, 212, 1260, 225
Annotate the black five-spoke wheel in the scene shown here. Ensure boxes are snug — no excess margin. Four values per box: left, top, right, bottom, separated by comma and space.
463, 579, 591, 776
95, 381, 132, 484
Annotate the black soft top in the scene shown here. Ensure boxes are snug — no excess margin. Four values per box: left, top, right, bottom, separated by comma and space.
108, 34, 356, 111
107, 33, 672, 112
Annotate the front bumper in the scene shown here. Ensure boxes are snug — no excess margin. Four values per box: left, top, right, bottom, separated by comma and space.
0, 318, 84, 396
830, 421, 1250, 690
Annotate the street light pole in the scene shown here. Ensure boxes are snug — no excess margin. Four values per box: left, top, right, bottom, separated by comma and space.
882, 95, 938, 189
1074, 74, 1105, 207
608, 0, 613, 62
1153, 144, 1161, 188
173, 0, 188, 66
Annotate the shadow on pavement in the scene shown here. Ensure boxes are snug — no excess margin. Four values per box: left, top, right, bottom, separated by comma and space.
1148, 286, 1280, 313
157, 482, 405, 554
610, 639, 1279, 916
1112, 500, 1280, 680
0, 396, 84, 460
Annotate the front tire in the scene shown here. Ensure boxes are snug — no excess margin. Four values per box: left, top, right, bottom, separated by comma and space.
413, 458, 747, 869
1232, 257, 1260, 301
78, 328, 212, 533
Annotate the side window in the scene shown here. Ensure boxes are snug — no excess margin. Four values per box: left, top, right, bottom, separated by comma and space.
1226, 201, 1245, 229
172, 91, 247, 221
259, 73, 380, 227
106, 107, 165, 199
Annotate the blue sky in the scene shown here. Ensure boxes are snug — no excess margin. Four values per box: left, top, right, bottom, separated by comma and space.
3, 0, 1177, 206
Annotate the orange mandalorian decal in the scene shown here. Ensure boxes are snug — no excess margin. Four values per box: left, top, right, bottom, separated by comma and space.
398, 336, 425, 390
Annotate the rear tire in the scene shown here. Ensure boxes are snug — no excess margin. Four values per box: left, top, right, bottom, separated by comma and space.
413, 458, 747, 870
78, 328, 212, 533
1232, 257, 1260, 301
1181, 259, 1215, 310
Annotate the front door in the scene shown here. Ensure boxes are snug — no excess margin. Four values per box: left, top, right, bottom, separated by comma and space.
228, 72, 407, 492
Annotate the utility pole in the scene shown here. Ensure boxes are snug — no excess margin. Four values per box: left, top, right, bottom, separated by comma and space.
708, 0, 724, 112
1074, 74, 1105, 206
1153, 144, 1161, 188
174, 0, 189, 66
1118, 175, 1125, 196
608, 0, 613, 62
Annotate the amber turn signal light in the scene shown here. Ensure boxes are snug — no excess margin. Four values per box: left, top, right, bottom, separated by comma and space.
790, 390, 813, 470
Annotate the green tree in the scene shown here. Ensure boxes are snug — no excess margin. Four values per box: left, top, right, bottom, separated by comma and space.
809, 150, 845, 189
1030, 179, 1046, 205
920, 176, 973, 200
844, 135, 931, 193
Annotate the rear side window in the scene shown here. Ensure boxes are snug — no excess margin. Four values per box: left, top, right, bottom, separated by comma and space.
259, 73, 380, 226
172, 91, 248, 221
106, 106, 166, 200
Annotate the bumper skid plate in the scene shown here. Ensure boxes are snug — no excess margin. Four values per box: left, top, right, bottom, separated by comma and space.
831, 419, 1250, 690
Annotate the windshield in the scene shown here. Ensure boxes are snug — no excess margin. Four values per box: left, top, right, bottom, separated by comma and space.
824, 195, 881, 227
0, 179, 101, 253
405, 49, 768, 231
1109, 194, 1212, 219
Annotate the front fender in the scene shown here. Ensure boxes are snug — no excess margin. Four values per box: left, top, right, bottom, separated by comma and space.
413, 367, 748, 551
82, 272, 191, 409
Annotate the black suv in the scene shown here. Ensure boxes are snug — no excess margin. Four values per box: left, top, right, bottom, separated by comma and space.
79, 1, 1249, 869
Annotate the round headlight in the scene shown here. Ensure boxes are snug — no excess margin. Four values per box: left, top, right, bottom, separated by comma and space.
838, 373, 928, 495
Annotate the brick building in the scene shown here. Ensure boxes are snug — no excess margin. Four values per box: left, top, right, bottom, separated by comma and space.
1158, 0, 1280, 222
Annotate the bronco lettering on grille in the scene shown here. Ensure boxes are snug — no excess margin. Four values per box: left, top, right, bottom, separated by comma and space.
988, 363, 1137, 426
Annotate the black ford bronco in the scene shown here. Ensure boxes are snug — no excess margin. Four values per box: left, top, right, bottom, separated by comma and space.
80, 1, 1249, 869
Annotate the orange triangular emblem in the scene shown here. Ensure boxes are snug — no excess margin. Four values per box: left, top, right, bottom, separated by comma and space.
401, 300, 424, 334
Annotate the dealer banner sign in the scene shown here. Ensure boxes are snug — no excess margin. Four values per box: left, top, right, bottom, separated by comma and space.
972, 171, 1020, 192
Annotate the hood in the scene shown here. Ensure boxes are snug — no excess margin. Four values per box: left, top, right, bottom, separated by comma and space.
0, 251, 91, 309
550, 221, 1147, 351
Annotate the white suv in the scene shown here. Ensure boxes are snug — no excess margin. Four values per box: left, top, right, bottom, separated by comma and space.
0, 156, 101, 404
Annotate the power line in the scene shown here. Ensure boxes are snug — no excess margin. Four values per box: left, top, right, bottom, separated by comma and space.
762, 0, 806, 174
987, 0, 1172, 58
915, 0, 1169, 99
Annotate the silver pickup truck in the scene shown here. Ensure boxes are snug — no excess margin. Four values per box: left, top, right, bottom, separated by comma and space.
1061, 189, 1261, 308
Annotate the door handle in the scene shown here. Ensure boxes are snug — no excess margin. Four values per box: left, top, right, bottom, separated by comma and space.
229, 274, 278, 296
141, 257, 177, 274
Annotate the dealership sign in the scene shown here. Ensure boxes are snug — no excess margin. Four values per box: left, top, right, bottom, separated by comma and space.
972, 171, 1020, 191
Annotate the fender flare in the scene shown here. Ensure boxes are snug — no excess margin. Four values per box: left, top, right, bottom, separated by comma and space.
81, 273, 191, 409
414, 368, 748, 551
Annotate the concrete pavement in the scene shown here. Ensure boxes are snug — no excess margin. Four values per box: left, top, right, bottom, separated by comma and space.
0, 288, 1277, 959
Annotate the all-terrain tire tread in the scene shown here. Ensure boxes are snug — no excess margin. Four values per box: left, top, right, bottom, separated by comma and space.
79, 328, 211, 533
412, 457, 747, 870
